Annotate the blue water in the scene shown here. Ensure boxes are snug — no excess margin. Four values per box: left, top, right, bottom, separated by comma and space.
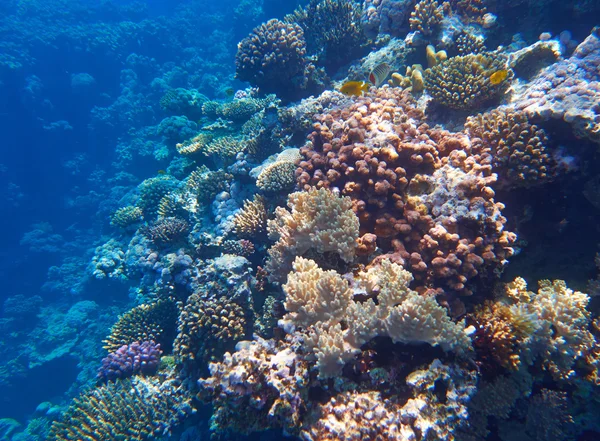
1, 1, 599, 440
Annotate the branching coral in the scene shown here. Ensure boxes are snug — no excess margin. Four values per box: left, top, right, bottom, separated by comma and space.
298, 87, 515, 294
176, 133, 212, 157
103, 299, 178, 354
111, 205, 143, 229
409, 0, 447, 36
185, 166, 232, 205
282, 257, 472, 377
137, 175, 179, 219
424, 53, 512, 109
236, 19, 319, 100
97, 341, 162, 382
141, 217, 189, 247
285, 0, 368, 71
265, 187, 360, 282
465, 108, 557, 189
174, 294, 248, 373
256, 160, 297, 192
202, 135, 247, 163
233, 194, 268, 238
48, 377, 192, 441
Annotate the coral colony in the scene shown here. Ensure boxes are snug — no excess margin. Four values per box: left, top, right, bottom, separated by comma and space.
3, 0, 600, 440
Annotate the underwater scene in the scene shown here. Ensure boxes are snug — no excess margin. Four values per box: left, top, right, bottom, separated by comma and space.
1, 0, 600, 440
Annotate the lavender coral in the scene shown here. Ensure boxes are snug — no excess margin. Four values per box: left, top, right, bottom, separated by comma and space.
97, 341, 162, 382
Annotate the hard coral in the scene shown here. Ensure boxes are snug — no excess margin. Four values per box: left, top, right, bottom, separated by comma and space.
256, 160, 297, 192
111, 205, 143, 229
409, 0, 447, 37
236, 19, 321, 101
465, 108, 557, 189
233, 194, 268, 238
265, 187, 360, 282
49, 377, 191, 441
141, 217, 189, 247
286, 0, 368, 71
298, 87, 515, 294
424, 52, 512, 109
103, 299, 178, 354
174, 294, 248, 373
97, 341, 162, 382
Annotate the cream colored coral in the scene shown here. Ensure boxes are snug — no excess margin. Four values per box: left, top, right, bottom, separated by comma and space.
282, 257, 472, 378
266, 187, 360, 282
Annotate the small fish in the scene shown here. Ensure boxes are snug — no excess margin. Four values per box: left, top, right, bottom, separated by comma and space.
339, 80, 369, 97
489, 69, 509, 85
369, 63, 391, 87
224, 87, 235, 97
157, 169, 166, 175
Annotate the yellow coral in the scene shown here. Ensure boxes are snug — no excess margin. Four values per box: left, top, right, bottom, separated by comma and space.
233, 194, 268, 238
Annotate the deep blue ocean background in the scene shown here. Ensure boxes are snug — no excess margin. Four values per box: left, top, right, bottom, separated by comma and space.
0, 0, 302, 426
1, 0, 600, 440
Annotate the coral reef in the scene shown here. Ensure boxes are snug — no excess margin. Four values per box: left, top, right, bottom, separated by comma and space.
233, 195, 268, 238
361, 0, 416, 37
265, 187, 360, 282
97, 341, 162, 382
103, 299, 178, 354
424, 52, 512, 109
141, 217, 190, 247
465, 108, 558, 189
409, 0, 447, 37
110, 205, 144, 229
256, 161, 297, 192
298, 87, 515, 294
236, 19, 322, 101
48, 377, 192, 441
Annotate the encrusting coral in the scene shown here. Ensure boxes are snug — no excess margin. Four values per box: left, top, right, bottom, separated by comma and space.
103, 299, 178, 354
48, 377, 192, 441
265, 187, 360, 282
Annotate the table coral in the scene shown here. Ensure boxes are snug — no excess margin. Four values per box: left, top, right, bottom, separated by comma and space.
48, 377, 192, 441
265, 187, 360, 282
424, 52, 512, 109
298, 87, 515, 294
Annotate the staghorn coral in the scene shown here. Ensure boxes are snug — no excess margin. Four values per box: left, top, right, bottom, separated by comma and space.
424, 52, 512, 109
298, 87, 515, 294
173, 294, 248, 373
265, 187, 360, 282
285, 0, 368, 71
110, 205, 143, 229
141, 217, 189, 247
198, 337, 310, 435
465, 108, 557, 189
236, 19, 320, 101
97, 341, 162, 382
256, 160, 297, 192
233, 194, 267, 238
409, 0, 447, 37
103, 299, 178, 354
48, 377, 192, 441
282, 257, 472, 377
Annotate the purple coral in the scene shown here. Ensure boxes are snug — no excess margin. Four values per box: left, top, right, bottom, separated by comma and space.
98, 341, 162, 382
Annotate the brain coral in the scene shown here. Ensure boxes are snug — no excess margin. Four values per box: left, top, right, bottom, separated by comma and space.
424, 53, 512, 109
49, 377, 191, 441
265, 187, 360, 282
236, 19, 318, 101
298, 87, 515, 295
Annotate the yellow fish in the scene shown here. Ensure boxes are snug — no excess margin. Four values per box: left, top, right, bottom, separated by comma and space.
489, 69, 509, 85
339, 80, 369, 96
157, 170, 166, 175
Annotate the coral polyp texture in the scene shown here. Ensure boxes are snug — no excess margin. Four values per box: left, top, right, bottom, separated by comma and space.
48, 377, 192, 441
103, 299, 178, 353
97, 341, 162, 382
298, 87, 515, 294
265, 187, 360, 282
465, 108, 557, 189
424, 53, 512, 109
409, 0, 447, 36
141, 217, 190, 247
233, 195, 268, 238
236, 19, 318, 101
